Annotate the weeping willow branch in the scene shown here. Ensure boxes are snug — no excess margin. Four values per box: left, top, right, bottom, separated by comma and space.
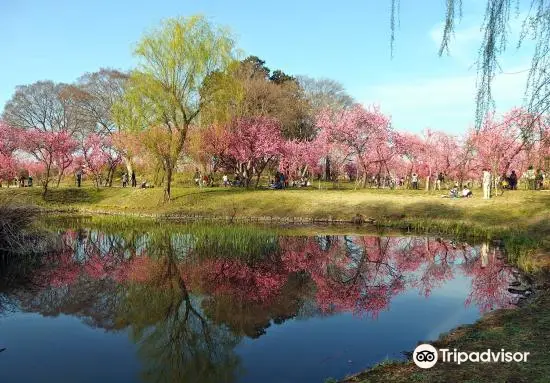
390, 0, 550, 135
390, 0, 400, 58
439, 0, 464, 56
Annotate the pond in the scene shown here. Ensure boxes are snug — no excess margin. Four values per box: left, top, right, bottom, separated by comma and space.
0, 221, 519, 383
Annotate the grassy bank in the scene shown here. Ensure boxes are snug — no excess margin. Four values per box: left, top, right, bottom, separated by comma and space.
2, 185, 549, 262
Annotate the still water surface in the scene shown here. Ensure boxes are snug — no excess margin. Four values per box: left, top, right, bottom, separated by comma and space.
0, 223, 518, 383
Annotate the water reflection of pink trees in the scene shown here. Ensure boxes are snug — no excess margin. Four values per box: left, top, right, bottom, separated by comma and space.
463, 243, 516, 313
35, 230, 145, 288
13, 229, 518, 383
29, 230, 516, 322
391, 237, 473, 297
184, 258, 288, 304
277, 236, 515, 316
279, 236, 406, 316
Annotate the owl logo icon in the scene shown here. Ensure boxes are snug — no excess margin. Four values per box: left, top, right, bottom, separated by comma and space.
413, 344, 438, 368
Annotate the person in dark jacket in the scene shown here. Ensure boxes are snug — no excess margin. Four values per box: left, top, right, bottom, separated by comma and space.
508, 170, 518, 190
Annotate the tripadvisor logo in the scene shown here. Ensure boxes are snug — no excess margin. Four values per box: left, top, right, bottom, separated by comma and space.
413, 344, 438, 369
412, 344, 530, 369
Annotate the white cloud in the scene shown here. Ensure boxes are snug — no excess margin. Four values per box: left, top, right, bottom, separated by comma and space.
358, 68, 529, 134
430, 22, 482, 65
353, 15, 534, 135
429, 12, 529, 67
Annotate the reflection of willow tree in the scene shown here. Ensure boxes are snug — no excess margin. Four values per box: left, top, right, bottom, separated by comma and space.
0, 253, 45, 315
9, 224, 518, 381
116, 232, 242, 383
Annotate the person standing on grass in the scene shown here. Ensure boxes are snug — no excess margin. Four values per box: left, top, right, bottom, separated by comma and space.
122, 172, 128, 187
536, 169, 544, 190
482, 168, 492, 199
76, 169, 82, 188
436, 172, 444, 190
509, 170, 518, 190
411, 173, 419, 190
131, 171, 136, 187
194, 169, 200, 186
526, 166, 536, 190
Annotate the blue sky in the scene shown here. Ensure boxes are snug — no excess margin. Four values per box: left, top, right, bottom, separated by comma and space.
0, 0, 534, 134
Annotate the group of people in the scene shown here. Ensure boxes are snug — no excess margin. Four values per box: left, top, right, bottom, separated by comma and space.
74, 169, 142, 188
221, 173, 249, 187
121, 171, 137, 188
195, 170, 247, 187
269, 172, 311, 189
447, 185, 473, 199
499, 170, 518, 190
2, 175, 33, 188
521, 166, 545, 190
498, 167, 545, 191
270, 172, 287, 189
193, 169, 312, 190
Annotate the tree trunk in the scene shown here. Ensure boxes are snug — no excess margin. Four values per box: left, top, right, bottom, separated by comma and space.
56, 172, 63, 188
324, 156, 331, 181
164, 166, 172, 202
164, 161, 174, 202
108, 167, 114, 187
42, 168, 51, 199
124, 157, 133, 177
301, 164, 309, 178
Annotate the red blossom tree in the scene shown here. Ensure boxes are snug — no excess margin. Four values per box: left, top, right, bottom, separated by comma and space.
469, 109, 536, 183
279, 139, 323, 180
16, 129, 77, 196
228, 116, 285, 187
316, 105, 395, 187
82, 133, 122, 188
0, 122, 18, 186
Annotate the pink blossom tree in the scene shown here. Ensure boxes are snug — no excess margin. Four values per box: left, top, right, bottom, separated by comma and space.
228, 116, 285, 187
17, 129, 77, 196
316, 105, 393, 187
417, 130, 462, 190
469, 109, 534, 184
82, 134, 122, 188
0, 122, 18, 186
279, 139, 323, 181
189, 123, 234, 174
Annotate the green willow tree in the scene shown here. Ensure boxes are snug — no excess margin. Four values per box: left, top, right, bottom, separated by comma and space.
114, 15, 236, 201
391, 0, 550, 139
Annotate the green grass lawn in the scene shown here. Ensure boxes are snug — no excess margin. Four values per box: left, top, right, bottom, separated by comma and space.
1, 184, 547, 223
2, 184, 549, 265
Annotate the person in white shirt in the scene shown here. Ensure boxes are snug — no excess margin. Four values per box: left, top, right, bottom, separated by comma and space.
462, 186, 473, 198
411, 173, 419, 190
222, 174, 229, 187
